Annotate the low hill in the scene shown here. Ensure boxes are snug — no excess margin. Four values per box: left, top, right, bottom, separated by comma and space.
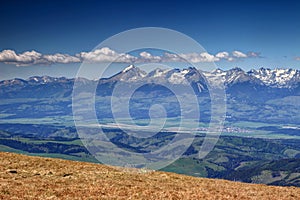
1, 152, 300, 199
225, 158, 300, 186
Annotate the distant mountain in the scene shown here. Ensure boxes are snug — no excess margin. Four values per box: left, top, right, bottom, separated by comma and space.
248, 68, 300, 88
99, 65, 300, 89
102, 64, 147, 83
1, 65, 299, 89
1, 65, 299, 100
0, 65, 298, 104
0, 65, 299, 123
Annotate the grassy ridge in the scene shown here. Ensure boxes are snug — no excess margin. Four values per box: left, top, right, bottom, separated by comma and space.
1, 152, 300, 199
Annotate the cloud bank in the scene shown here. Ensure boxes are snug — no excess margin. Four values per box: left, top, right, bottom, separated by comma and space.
0, 50, 80, 66
0, 48, 260, 66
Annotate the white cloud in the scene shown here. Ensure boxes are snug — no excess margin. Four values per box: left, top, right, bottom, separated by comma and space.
0, 50, 42, 66
178, 52, 220, 63
43, 54, 80, 64
139, 51, 162, 62
0, 48, 261, 66
139, 51, 152, 59
0, 49, 80, 66
247, 52, 261, 58
232, 50, 247, 58
161, 52, 185, 62
77, 47, 137, 63
215, 51, 229, 59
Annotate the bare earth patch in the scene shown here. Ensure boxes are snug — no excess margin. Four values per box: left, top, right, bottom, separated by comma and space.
1, 152, 300, 199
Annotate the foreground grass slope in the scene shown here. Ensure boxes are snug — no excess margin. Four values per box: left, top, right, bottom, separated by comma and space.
1, 152, 300, 199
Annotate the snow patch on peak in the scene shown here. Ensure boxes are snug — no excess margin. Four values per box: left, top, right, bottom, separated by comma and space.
248, 68, 299, 88
212, 68, 224, 74
167, 68, 191, 84
151, 68, 170, 77
181, 69, 190, 75
122, 65, 135, 73
111, 66, 300, 88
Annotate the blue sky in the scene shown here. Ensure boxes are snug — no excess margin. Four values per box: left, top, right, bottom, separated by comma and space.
1, 0, 300, 80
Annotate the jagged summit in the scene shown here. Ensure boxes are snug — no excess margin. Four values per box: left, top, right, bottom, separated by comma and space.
212, 68, 224, 74
1, 66, 299, 88
248, 68, 300, 88
147, 68, 170, 77
113, 65, 300, 88
122, 64, 136, 73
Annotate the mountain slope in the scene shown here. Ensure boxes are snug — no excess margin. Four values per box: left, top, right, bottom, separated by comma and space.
1, 66, 299, 89
0, 66, 300, 124
248, 68, 300, 88
1, 152, 300, 199
226, 158, 300, 187
1, 66, 299, 101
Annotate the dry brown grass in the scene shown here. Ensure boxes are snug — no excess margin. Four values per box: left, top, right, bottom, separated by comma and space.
1, 152, 300, 199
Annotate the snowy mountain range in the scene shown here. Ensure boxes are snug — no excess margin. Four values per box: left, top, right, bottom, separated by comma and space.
0, 65, 299, 124
102, 65, 300, 89
1, 65, 300, 89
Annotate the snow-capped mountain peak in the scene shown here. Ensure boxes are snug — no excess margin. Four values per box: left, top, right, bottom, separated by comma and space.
28, 76, 54, 84
107, 65, 147, 82
212, 68, 224, 74
167, 68, 189, 84
2, 66, 299, 89
113, 65, 300, 88
122, 64, 135, 73
147, 68, 171, 78
248, 68, 300, 88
